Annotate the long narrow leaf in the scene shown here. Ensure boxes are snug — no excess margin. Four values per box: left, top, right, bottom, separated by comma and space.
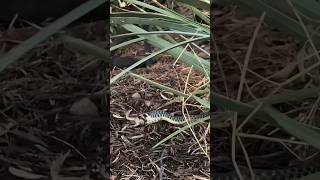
0, 0, 106, 72
110, 35, 208, 84
264, 105, 320, 150
122, 24, 209, 74
152, 116, 209, 149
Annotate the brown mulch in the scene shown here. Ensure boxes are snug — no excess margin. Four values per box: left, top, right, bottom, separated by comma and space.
110, 42, 210, 179
0, 20, 108, 179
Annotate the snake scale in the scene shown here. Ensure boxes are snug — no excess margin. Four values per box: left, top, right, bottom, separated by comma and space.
141, 110, 209, 124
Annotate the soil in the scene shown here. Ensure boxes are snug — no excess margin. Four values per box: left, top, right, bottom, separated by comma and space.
0, 20, 108, 180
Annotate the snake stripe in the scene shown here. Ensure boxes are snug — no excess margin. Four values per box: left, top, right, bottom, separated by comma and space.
142, 110, 209, 124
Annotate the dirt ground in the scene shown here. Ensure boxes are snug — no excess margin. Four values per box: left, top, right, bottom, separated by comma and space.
110, 41, 210, 179
213, 5, 320, 174
0, 21, 108, 179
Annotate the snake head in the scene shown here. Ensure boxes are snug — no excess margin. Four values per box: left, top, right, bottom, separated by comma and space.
140, 112, 160, 124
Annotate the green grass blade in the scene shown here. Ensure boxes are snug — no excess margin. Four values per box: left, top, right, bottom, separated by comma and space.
152, 116, 209, 149
129, 72, 209, 108
264, 105, 320, 150
126, 0, 209, 34
110, 35, 208, 84
58, 34, 108, 60
0, 0, 106, 72
122, 24, 209, 74
176, 0, 210, 10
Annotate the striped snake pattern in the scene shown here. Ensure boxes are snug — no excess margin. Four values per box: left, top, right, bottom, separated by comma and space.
141, 110, 209, 124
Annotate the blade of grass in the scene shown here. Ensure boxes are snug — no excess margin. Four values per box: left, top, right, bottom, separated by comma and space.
111, 29, 209, 38
58, 34, 108, 60
110, 35, 209, 84
176, 0, 210, 11
264, 105, 320, 150
126, 0, 209, 34
112, 15, 209, 34
0, 0, 106, 72
152, 115, 209, 149
250, 87, 320, 105
122, 24, 209, 74
129, 72, 209, 109
111, 37, 146, 51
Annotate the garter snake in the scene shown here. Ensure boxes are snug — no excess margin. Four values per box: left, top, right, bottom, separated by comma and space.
141, 110, 209, 125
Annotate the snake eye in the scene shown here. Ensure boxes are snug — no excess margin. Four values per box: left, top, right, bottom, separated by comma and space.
141, 113, 148, 119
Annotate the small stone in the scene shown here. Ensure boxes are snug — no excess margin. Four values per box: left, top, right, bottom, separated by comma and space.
145, 100, 152, 107
131, 92, 141, 99
133, 79, 141, 84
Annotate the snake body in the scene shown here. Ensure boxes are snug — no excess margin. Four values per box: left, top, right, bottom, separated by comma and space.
142, 110, 209, 124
